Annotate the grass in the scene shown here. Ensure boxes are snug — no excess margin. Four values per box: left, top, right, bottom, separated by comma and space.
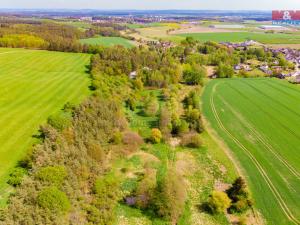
117, 87, 236, 225
174, 32, 300, 44
80, 36, 135, 48
0, 48, 91, 205
202, 78, 300, 225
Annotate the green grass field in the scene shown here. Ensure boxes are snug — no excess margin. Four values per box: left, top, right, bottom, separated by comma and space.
202, 78, 300, 225
0, 48, 91, 203
80, 36, 134, 48
120, 88, 237, 225
175, 32, 300, 44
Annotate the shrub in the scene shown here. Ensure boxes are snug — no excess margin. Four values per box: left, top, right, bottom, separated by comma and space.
88, 173, 121, 224
126, 96, 137, 111
159, 107, 172, 138
122, 131, 144, 146
37, 187, 70, 212
87, 142, 105, 162
144, 97, 159, 116
47, 112, 72, 131
185, 107, 204, 133
112, 131, 123, 144
181, 133, 202, 148
35, 166, 67, 186
207, 191, 231, 214
216, 63, 234, 78
226, 177, 253, 213
171, 118, 189, 135
150, 128, 162, 143
184, 90, 200, 110
183, 64, 206, 85
132, 77, 144, 90
7, 167, 27, 187
134, 169, 157, 209
153, 168, 187, 224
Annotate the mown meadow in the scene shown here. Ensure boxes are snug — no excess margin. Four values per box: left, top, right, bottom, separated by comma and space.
202, 78, 300, 225
175, 32, 300, 44
0, 48, 91, 204
80, 36, 135, 48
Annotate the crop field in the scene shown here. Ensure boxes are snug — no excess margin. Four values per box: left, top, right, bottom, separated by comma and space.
202, 78, 300, 225
0, 48, 91, 203
175, 32, 300, 44
80, 36, 135, 48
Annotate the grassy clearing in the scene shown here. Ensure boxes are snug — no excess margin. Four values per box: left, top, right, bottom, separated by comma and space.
80, 36, 135, 48
174, 32, 300, 44
0, 48, 91, 205
114, 87, 237, 225
202, 78, 300, 225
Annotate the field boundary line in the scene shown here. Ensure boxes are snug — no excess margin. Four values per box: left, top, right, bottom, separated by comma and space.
218, 95, 300, 180
210, 83, 300, 225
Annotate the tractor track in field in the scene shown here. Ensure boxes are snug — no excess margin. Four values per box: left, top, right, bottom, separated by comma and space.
218, 95, 300, 180
210, 82, 300, 225
245, 81, 300, 119
264, 80, 300, 101
226, 82, 300, 141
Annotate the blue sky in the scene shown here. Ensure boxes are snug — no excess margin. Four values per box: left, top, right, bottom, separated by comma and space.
1, 0, 300, 10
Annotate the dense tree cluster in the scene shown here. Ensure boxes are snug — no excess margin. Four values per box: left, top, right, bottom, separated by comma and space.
1, 97, 129, 224
0, 20, 86, 52
206, 177, 253, 216
0, 33, 259, 224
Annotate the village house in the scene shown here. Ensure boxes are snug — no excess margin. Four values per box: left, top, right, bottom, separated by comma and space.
259, 64, 272, 75
129, 71, 137, 79
296, 74, 300, 83
234, 64, 252, 71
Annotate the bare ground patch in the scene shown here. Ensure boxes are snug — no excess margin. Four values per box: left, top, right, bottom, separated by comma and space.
170, 26, 240, 35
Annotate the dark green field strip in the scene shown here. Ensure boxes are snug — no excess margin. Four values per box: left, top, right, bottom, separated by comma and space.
207, 95, 298, 225
264, 79, 300, 102
214, 93, 300, 188
215, 93, 300, 179
224, 81, 300, 133
217, 80, 300, 171
0, 49, 91, 199
213, 91, 300, 199
244, 80, 300, 118
202, 79, 300, 225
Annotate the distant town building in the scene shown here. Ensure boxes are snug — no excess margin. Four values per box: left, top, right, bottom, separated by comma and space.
259, 25, 287, 30
209, 24, 245, 29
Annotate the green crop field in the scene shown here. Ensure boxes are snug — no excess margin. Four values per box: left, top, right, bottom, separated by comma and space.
175, 32, 300, 44
0, 48, 91, 203
80, 36, 135, 48
202, 78, 300, 225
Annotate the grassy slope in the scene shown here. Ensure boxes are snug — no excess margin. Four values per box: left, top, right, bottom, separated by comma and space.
114, 88, 237, 225
202, 78, 300, 225
174, 32, 300, 44
0, 48, 91, 204
80, 36, 135, 48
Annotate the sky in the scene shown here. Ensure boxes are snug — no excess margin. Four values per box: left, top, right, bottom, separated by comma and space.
1, 0, 300, 10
